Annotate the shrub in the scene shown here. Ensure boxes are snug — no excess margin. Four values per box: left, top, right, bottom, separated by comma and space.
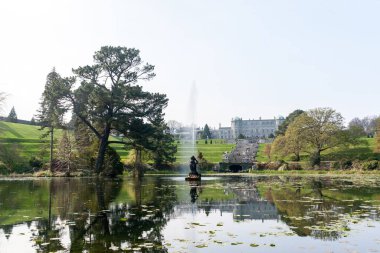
34, 170, 53, 177
359, 160, 379, 170
29, 156, 43, 169
288, 163, 303, 170
309, 152, 321, 167
101, 146, 124, 177
331, 160, 353, 170
256, 162, 267, 170
351, 160, 378, 170
0, 161, 9, 175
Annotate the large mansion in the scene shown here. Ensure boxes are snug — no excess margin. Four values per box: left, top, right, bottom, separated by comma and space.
214, 117, 285, 139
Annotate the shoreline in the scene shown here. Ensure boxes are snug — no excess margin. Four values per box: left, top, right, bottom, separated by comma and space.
1, 169, 380, 179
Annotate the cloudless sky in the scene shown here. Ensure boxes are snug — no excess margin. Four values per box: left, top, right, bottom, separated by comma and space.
0, 0, 379, 128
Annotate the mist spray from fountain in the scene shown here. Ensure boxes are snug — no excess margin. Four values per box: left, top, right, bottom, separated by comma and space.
179, 82, 198, 173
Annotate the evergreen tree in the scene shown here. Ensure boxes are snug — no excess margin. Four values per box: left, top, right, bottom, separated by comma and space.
30, 117, 36, 125
149, 119, 177, 169
69, 46, 164, 175
7, 106, 17, 122
56, 130, 73, 174
37, 68, 71, 171
202, 124, 211, 139
38, 46, 169, 176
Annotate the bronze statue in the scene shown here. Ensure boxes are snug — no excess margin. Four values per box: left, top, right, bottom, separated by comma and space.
190, 155, 198, 175
185, 156, 201, 181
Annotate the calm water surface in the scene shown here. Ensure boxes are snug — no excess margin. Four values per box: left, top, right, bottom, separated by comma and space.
1, 175, 380, 252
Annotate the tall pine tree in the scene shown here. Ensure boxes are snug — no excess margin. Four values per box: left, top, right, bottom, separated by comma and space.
37, 68, 72, 171
7, 106, 17, 122
39, 46, 170, 176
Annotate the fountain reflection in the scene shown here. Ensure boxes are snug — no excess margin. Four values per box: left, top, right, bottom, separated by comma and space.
1, 176, 380, 252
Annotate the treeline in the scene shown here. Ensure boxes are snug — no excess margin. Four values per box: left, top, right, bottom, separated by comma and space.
0, 116, 41, 126
266, 108, 380, 169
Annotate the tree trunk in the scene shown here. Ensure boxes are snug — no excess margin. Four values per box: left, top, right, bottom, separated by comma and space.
134, 149, 144, 178
310, 149, 321, 167
50, 127, 54, 172
294, 152, 300, 162
95, 125, 111, 175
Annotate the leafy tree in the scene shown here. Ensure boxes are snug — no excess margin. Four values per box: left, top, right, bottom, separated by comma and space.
70, 46, 164, 175
197, 151, 209, 170
347, 116, 379, 137
275, 109, 304, 136
119, 115, 174, 176
167, 120, 182, 134
71, 114, 97, 169
348, 117, 366, 137
7, 106, 17, 122
284, 121, 307, 161
270, 135, 287, 160
361, 116, 379, 137
263, 144, 271, 160
40, 46, 167, 175
237, 133, 245, 139
288, 108, 350, 166
375, 119, 380, 153
202, 124, 211, 139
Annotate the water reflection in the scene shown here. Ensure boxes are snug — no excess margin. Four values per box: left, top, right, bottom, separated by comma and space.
0, 176, 380, 252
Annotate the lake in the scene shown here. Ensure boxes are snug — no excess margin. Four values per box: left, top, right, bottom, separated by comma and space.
0, 175, 380, 252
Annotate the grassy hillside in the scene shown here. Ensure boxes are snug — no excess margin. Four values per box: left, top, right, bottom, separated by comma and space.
0, 121, 63, 159
257, 138, 380, 163
175, 139, 235, 163
0, 121, 129, 161
0, 121, 235, 166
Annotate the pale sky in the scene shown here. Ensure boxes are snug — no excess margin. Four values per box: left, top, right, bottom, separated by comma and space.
0, 0, 379, 128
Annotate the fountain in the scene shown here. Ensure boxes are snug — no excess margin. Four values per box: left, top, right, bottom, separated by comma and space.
185, 155, 201, 181
179, 83, 199, 174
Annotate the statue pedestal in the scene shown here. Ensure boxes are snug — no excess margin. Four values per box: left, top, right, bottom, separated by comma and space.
185, 172, 201, 181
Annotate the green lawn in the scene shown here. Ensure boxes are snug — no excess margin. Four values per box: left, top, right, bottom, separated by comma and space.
0, 121, 235, 165
0, 121, 129, 161
256, 138, 380, 163
0, 121, 63, 159
175, 139, 235, 163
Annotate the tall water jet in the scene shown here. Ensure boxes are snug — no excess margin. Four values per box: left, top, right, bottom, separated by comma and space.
179, 82, 198, 173
189, 83, 197, 157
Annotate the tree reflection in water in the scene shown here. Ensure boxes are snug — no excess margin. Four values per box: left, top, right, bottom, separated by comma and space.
1, 176, 380, 252
0, 177, 177, 252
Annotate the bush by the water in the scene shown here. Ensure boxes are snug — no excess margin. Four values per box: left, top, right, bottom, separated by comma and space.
0, 161, 9, 175
101, 147, 124, 177
351, 160, 379, 170
29, 156, 43, 169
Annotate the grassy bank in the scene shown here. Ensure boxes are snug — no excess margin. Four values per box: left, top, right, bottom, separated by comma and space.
257, 137, 380, 163
0, 121, 129, 160
175, 139, 235, 163
0, 122, 234, 173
